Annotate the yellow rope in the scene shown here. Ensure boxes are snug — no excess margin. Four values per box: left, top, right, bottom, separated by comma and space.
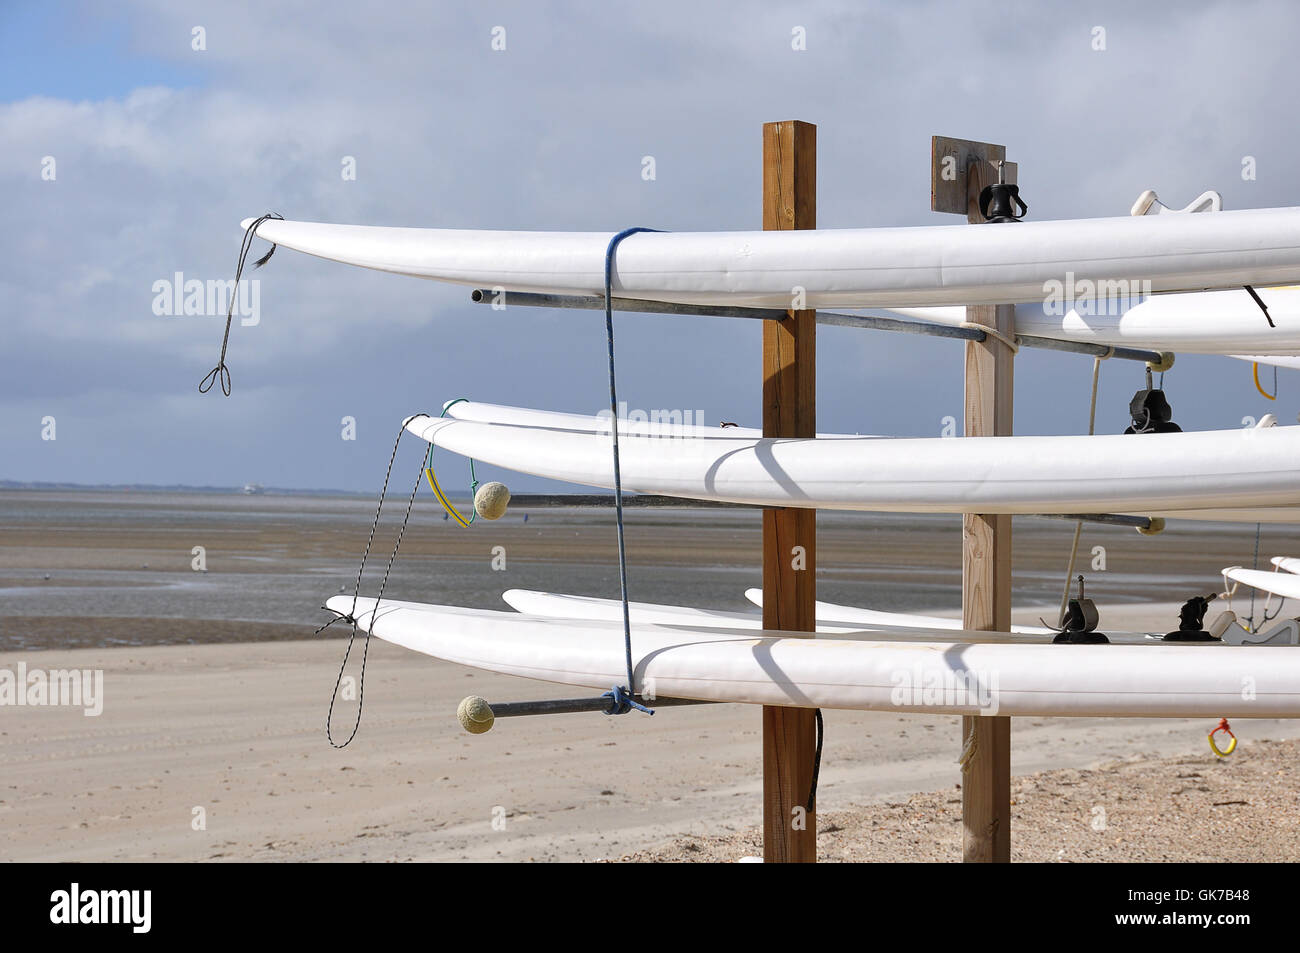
1208, 718, 1237, 757
1208, 732, 1237, 757
425, 464, 473, 528
1253, 362, 1277, 400
422, 398, 478, 528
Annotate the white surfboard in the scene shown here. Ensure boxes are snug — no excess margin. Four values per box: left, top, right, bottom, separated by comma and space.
742, 588, 1055, 635
325, 595, 1300, 718
404, 407, 1300, 520
1237, 355, 1300, 370
1271, 556, 1300, 575
887, 287, 1300, 355
441, 399, 863, 439
504, 588, 1064, 638
1223, 566, 1300, 600
444, 399, 762, 438
502, 589, 856, 633
245, 208, 1300, 311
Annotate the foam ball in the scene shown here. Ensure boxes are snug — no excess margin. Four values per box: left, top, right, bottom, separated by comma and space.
474, 482, 511, 520
457, 695, 495, 734
1146, 352, 1176, 374
1137, 517, 1166, 536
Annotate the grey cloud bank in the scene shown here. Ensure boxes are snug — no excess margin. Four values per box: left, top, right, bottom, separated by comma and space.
2, 0, 1296, 492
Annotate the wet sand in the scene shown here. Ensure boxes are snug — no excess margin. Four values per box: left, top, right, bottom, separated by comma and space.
5, 488, 1298, 651
3, 489, 1299, 862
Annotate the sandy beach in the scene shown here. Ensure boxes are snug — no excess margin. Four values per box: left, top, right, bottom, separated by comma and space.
4, 615, 1298, 863
3, 490, 1299, 862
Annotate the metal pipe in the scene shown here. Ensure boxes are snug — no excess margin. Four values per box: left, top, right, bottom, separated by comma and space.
817, 310, 982, 340
506, 493, 753, 508
1017, 333, 1166, 365
476, 492, 1162, 526
472, 289, 1169, 363
489, 695, 718, 717
1032, 513, 1153, 529
508, 493, 749, 509
473, 491, 1167, 526
470, 288, 777, 322
471, 289, 980, 338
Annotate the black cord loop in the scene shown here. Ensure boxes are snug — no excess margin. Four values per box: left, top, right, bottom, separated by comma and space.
199, 212, 284, 396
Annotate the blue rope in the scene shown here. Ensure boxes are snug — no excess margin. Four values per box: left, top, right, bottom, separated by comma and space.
424, 398, 479, 524
1248, 521, 1261, 629
603, 226, 660, 713
602, 685, 654, 716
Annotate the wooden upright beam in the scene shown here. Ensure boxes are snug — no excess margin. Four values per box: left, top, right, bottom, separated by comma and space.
960, 156, 1014, 863
761, 119, 818, 864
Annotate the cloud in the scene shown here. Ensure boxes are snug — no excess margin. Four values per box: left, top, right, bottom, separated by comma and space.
2, 0, 1297, 488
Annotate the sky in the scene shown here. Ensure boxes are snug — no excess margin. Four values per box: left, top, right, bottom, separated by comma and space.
2, 0, 1298, 493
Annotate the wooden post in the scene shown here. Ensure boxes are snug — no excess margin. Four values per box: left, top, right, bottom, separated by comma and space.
932, 137, 1015, 863
761, 119, 817, 863
961, 158, 1014, 863
960, 319, 1014, 863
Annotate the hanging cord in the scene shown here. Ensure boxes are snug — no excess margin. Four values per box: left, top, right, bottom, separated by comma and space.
1239, 522, 1283, 632
805, 708, 824, 813
1258, 580, 1283, 629
1253, 362, 1278, 401
1257, 552, 1279, 627
318, 414, 430, 747
1058, 356, 1103, 622
199, 212, 284, 396
1244, 285, 1275, 328
603, 227, 660, 712
424, 398, 480, 526
1246, 522, 1261, 631
958, 717, 979, 768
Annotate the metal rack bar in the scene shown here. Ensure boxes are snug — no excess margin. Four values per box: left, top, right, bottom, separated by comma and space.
489, 695, 716, 717
471, 289, 1170, 364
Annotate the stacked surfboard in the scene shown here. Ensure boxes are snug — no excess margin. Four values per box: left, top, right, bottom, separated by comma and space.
240, 208, 1300, 717
406, 401, 1300, 523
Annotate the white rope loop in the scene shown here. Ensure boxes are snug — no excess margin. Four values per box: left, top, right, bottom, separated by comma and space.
956, 320, 1020, 353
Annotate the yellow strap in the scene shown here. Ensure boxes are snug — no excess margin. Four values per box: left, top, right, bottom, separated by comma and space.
1253, 362, 1277, 401
425, 467, 473, 528
1208, 731, 1237, 757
